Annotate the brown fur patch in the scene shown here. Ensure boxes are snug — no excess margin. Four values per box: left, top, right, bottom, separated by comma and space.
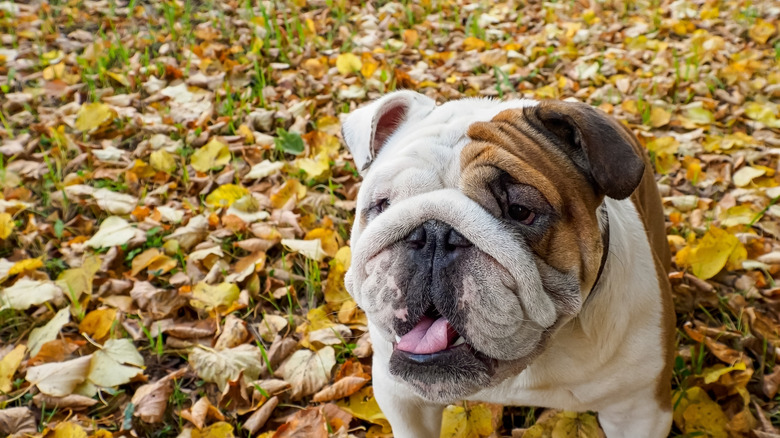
461, 109, 604, 289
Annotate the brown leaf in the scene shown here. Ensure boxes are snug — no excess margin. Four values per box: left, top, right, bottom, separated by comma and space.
273, 407, 328, 438
32, 394, 98, 410
131, 369, 186, 423
0, 407, 36, 436
214, 314, 248, 350
243, 396, 279, 435
312, 376, 370, 402
180, 397, 225, 429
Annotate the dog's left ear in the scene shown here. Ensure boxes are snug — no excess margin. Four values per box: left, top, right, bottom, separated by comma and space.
528, 100, 645, 200
341, 90, 436, 174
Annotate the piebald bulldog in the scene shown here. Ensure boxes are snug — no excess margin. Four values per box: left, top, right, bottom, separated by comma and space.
341, 91, 675, 437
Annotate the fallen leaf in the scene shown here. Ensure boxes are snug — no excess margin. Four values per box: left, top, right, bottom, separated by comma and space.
191, 138, 231, 172
0, 407, 36, 436
0, 279, 63, 311
312, 375, 369, 402
190, 344, 264, 391
335, 386, 391, 432
75, 102, 115, 132
276, 346, 336, 400
672, 387, 728, 437
336, 53, 362, 75
28, 307, 70, 356
131, 368, 186, 423
191, 421, 234, 438
675, 227, 746, 280
440, 403, 495, 438
0, 345, 26, 393
281, 238, 326, 261
26, 355, 92, 397
206, 184, 250, 208
190, 281, 240, 312
733, 166, 766, 187
85, 216, 137, 248
274, 407, 328, 438
0, 212, 14, 239
87, 338, 145, 387
78, 308, 118, 340
93, 188, 138, 215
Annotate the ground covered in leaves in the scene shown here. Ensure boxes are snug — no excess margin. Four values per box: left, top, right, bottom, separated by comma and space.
0, 0, 778, 437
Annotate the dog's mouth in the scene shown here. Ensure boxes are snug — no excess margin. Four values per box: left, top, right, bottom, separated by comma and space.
389, 308, 498, 402
394, 314, 465, 354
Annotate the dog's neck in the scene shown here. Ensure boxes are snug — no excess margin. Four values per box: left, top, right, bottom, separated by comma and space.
586, 205, 610, 304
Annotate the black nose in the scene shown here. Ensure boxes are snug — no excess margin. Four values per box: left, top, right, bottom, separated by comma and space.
405, 220, 473, 262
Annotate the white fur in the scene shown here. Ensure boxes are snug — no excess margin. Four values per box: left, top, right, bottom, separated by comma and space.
343, 92, 671, 437
369, 198, 671, 437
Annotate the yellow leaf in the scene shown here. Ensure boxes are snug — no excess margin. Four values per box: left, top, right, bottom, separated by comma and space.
305, 228, 339, 257
0, 344, 26, 393
190, 281, 240, 311
645, 137, 679, 174
336, 386, 391, 432
522, 411, 601, 438
79, 308, 118, 340
150, 149, 177, 173
463, 36, 487, 51
75, 102, 115, 132
131, 248, 177, 276
270, 179, 306, 209
57, 255, 101, 302
324, 247, 352, 305
702, 361, 747, 384
206, 184, 250, 208
649, 106, 671, 127
8, 257, 44, 277
440, 403, 495, 438
306, 306, 336, 331
745, 102, 780, 128
675, 227, 745, 280
361, 53, 379, 78
646, 136, 679, 156
191, 422, 235, 438
297, 152, 331, 180
106, 71, 130, 87
51, 422, 88, 438
749, 19, 776, 44
336, 53, 362, 75
191, 138, 231, 172
0, 212, 14, 239
719, 205, 755, 228
684, 107, 714, 125
672, 387, 728, 437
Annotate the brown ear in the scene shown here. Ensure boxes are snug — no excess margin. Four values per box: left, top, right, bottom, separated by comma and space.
528, 101, 645, 200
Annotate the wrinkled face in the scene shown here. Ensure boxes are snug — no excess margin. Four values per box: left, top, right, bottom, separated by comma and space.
342, 92, 642, 403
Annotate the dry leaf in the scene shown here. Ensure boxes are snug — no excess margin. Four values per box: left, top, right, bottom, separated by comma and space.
275, 346, 336, 400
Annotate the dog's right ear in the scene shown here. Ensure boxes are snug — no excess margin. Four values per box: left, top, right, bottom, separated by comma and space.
341, 91, 436, 174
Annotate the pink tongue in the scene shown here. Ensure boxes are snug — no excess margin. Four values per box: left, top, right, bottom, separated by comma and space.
396, 316, 458, 354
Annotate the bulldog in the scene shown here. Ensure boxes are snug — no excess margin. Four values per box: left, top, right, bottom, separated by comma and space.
341, 90, 675, 438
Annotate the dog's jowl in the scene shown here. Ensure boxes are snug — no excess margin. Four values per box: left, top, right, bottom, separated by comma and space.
341, 90, 675, 438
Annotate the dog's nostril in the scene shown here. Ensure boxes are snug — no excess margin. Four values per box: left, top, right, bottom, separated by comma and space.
446, 229, 473, 250
406, 226, 427, 250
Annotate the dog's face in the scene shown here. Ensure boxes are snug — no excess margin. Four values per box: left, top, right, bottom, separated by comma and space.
342, 91, 645, 403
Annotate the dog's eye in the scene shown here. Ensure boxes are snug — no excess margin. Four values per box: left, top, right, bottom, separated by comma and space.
371, 198, 390, 214
508, 204, 535, 225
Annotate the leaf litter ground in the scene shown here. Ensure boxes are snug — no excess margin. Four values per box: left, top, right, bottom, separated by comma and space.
0, 0, 778, 437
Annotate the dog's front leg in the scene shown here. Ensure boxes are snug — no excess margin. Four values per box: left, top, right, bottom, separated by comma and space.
372, 347, 445, 438
597, 385, 672, 438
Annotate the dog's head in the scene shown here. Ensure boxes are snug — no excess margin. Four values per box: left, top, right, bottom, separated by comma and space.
342, 91, 645, 403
